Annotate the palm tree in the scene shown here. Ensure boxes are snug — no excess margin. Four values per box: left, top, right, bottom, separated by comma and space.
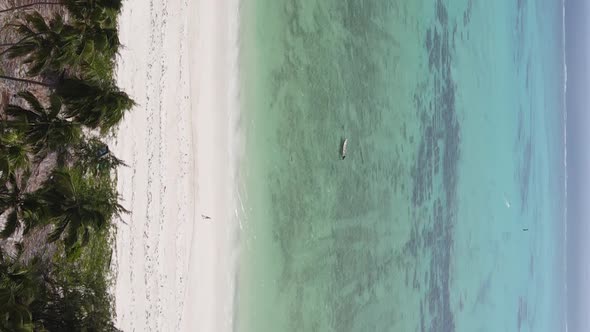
0, 173, 46, 238
0, 266, 38, 332
68, 23, 120, 82
57, 78, 135, 132
5, 91, 81, 157
0, 258, 43, 332
2, 12, 120, 79
0, 2, 61, 14
67, 0, 123, 29
69, 137, 126, 178
27, 247, 122, 331
0, 124, 31, 181
41, 167, 125, 252
0, 78, 134, 133
2, 13, 69, 77
0, 0, 123, 17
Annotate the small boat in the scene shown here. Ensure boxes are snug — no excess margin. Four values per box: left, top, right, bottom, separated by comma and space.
341, 138, 348, 159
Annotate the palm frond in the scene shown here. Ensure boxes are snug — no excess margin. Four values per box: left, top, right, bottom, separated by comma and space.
47, 219, 68, 243
5, 42, 37, 60
41, 166, 124, 250
25, 12, 49, 34
17, 91, 44, 114
48, 95, 62, 118
5, 105, 39, 121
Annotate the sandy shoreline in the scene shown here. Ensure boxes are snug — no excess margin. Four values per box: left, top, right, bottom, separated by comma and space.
111, 0, 240, 331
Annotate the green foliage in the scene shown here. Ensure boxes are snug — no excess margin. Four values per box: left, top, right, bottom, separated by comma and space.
6, 91, 82, 157
0, 258, 42, 332
6, 11, 121, 81
71, 137, 126, 179
41, 167, 126, 255
39, 227, 121, 331
0, 240, 121, 332
0, 125, 30, 181
6, 12, 71, 76
0, 173, 46, 238
66, 0, 123, 28
0, 2, 129, 329
57, 78, 135, 133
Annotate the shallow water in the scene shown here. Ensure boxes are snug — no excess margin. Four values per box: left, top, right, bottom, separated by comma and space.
236, 0, 566, 331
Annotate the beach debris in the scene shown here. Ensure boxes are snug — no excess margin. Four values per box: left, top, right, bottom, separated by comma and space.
201, 214, 212, 220
341, 138, 348, 160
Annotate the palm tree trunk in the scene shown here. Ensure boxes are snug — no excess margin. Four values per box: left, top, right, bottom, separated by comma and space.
0, 2, 63, 14
0, 75, 52, 87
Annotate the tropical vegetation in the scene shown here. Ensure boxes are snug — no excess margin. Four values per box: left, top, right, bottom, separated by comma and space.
0, 1, 129, 330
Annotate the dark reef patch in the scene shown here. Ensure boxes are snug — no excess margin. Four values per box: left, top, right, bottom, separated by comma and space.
410, 0, 461, 331
517, 296, 528, 331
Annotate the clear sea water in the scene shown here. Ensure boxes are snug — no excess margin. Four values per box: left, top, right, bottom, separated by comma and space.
236, 0, 566, 331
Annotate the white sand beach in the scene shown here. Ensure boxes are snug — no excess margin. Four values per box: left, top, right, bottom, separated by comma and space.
111, 0, 240, 331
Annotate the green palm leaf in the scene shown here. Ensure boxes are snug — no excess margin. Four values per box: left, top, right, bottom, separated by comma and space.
48, 95, 62, 118
0, 172, 45, 238
0, 129, 30, 178
7, 12, 120, 78
17, 92, 44, 114
7, 91, 81, 157
42, 167, 124, 250
47, 220, 67, 243
57, 79, 135, 132
5, 104, 39, 121
25, 12, 49, 34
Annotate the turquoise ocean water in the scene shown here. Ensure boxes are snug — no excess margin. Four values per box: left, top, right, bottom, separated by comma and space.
236, 0, 566, 331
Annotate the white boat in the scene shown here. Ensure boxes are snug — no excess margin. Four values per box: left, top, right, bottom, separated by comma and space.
341, 138, 348, 159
